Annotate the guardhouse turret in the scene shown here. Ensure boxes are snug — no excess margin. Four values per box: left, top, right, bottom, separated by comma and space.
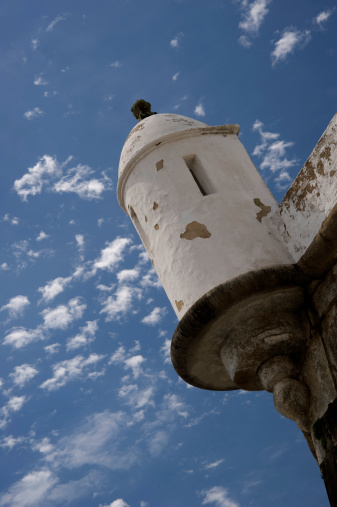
117, 113, 293, 319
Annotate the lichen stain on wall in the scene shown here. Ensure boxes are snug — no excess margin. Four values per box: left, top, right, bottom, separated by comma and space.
154, 224, 159, 230
156, 160, 164, 171
153, 202, 159, 210
253, 198, 271, 223
180, 221, 211, 240
175, 300, 184, 312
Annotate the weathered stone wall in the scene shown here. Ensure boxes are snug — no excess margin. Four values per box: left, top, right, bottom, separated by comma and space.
306, 258, 337, 465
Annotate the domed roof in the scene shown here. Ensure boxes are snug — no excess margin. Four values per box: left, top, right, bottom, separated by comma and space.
117, 114, 208, 209
117, 113, 240, 211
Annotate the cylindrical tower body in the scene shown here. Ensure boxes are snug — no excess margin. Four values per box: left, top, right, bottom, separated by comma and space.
117, 114, 294, 318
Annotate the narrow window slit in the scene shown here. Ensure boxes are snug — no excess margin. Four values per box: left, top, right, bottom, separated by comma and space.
183, 155, 214, 196
129, 206, 151, 252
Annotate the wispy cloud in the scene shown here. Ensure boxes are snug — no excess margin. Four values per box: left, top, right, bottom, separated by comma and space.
141, 307, 166, 325
172, 72, 180, 81
3, 213, 19, 225
41, 297, 86, 330
0, 295, 30, 319
313, 9, 335, 29
3, 327, 44, 349
0, 395, 27, 429
46, 15, 66, 32
34, 75, 48, 86
14, 155, 113, 201
38, 276, 72, 303
36, 231, 49, 241
31, 38, 39, 50
194, 103, 206, 117
102, 500, 130, 507
0, 469, 57, 506
110, 60, 121, 68
252, 119, 298, 190
40, 353, 105, 391
201, 486, 240, 507
124, 355, 146, 379
9, 364, 38, 387
238, 0, 271, 47
93, 237, 131, 273
100, 285, 141, 321
24, 107, 44, 120
66, 320, 98, 351
271, 28, 311, 66
170, 32, 183, 48
203, 459, 225, 470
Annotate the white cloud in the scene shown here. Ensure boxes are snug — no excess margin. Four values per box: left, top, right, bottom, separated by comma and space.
14, 155, 112, 202
161, 339, 171, 364
204, 459, 225, 470
103, 500, 130, 507
0, 435, 25, 450
314, 9, 334, 28
24, 107, 44, 120
109, 346, 126, 365
124, 355, 145, 379
1, 295, 30, 319
164, 393, 188, 418
6, 395, 27, 412
44, 343, 60, 355
66, 320, 98, 351
38, 276, 72, 303
117, 268, 140, 283
140, 268, 161, 289
1, 263, 9, 271
110, 61, 121, 68
41, 297, 86, 330
239, 0, 271, 34
31, 39, 39, 50
194, 103, 206, 117
271, 29, 311, 66
100, 285, 139, 321
172, 72, 180, 81
3, 327, 44, 349
0, 469, 57, 507
238, 35, 252, 48
170, 32, 183, 48
53, 165, 112, 199
36, 231, 49, 241
40, 353, 105, 391
141, 307, 166, 325
3, 213, 19, 225
237, 0, 271, 47
10, 364, 38, 387
14, 155, 61, 201
252, 119, 298, 189
98, 218, 104, 227
118, 384, 154, 409
75, 234, 85, 251
45, 411, 137, 470
93, 237, 131, 273
46, 15, 66, 32
34, 75, 48, 86
201, 486, 240, 507
43, 91, 58, 98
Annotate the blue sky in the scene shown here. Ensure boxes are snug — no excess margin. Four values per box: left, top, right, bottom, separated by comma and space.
0, 1, 335, 506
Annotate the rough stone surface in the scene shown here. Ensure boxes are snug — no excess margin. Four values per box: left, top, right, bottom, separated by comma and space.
273, 378, 310, 431
275, 113, 337, 261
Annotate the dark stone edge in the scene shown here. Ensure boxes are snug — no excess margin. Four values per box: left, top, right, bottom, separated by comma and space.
171, 264, 306, 391
171, 202, 337, 391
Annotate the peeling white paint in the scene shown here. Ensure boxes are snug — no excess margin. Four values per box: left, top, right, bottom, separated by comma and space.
118, 114, 294, 318
274, 113, 337, 261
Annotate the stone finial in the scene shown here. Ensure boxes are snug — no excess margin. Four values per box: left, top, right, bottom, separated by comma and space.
131, 99, 157, 121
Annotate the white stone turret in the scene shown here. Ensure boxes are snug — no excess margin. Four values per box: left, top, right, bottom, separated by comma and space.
117, 113, 294, 318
